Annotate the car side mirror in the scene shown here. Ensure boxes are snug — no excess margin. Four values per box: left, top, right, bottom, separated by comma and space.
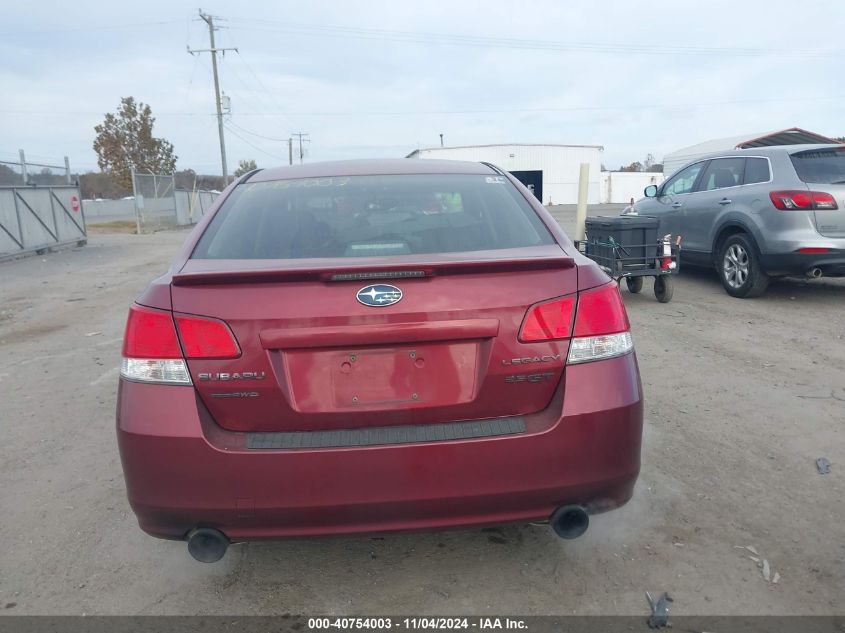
644, 185, 658, 198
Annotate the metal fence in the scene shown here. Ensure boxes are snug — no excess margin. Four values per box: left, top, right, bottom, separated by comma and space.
131, 170, 219, 233
0, 150, 73, 186
175, 189, 218, 225
0, 185, 87, 259
132, 170, 178, 233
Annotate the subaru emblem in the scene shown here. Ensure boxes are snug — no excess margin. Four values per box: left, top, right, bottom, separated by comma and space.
356, 284, 403, 307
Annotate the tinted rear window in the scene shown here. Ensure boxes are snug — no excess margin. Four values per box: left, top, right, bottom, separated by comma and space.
744, 158, 770, 184
192, 174, 554, 259
790, 147, 845, 184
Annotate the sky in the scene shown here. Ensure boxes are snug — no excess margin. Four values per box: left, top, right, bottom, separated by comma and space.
1, 0, 843, 176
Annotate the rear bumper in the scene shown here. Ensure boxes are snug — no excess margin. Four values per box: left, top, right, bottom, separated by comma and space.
117, 354, 643, 541
759, 250, 845, 276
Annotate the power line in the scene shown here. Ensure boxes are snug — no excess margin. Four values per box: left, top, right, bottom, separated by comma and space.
226, 120, 290, 142
234, 50, 300, 130
216, 26, 302, 130
2, 93, 843, 119
217, 54, 288, 125
224, 124, 289, 161
226, 18, 841, 59
0, 20, 181, 36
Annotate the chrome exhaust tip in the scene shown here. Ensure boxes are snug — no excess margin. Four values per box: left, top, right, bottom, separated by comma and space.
186, 527, 229, 563
806, 267, 823, 279
550, 505, 589, 540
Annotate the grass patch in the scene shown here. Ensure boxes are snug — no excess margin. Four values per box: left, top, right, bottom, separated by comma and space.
86, 220, 137, 234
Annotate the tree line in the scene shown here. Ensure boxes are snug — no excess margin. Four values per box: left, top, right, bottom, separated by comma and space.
47, 96, 258, 199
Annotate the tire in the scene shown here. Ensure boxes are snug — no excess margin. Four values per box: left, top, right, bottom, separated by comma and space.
626, 276, 644, 294
653, 275, 674, 303
718, 234, 769, 298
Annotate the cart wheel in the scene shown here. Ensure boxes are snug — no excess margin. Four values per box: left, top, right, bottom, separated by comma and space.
625, 277, 644, 294
654, 275, 674, 303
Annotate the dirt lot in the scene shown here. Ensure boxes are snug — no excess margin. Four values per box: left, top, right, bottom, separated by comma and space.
1, 217, 843, 616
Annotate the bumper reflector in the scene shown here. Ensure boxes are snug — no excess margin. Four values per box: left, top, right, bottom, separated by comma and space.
120, 358, 192, 384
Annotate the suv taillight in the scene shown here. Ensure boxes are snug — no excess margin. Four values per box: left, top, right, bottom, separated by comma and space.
769, 190, 838, 210
519, 283, 634, 364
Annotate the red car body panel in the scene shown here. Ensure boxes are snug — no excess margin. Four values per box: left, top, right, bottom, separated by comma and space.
117, 354, 642, 539
117, 159, 644, 541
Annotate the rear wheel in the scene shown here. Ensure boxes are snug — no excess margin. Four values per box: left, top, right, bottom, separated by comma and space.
653, 275, 674, 303
718, 234, 769, 298
625, 276, 644, 294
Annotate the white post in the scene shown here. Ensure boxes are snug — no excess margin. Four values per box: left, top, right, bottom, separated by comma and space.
575, 162, 590, 241
131, 167, 142, 235
19, 149, 27, 184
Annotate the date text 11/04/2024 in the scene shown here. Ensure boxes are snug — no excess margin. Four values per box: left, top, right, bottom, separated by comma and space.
307, 618, 528, 630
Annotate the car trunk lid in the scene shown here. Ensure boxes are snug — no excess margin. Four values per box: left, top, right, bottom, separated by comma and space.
171, 247, 577, 432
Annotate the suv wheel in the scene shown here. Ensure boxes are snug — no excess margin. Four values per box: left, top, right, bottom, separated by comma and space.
718, 234, 769, 298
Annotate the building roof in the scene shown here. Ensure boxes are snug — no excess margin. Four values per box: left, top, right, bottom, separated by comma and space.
664, 127, 841, 165
406, 143, 604, 158
251, 158, 495, 182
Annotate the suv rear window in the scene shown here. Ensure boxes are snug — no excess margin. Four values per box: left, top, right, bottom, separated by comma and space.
192, 174, 554, 259
743, 158, 770, 184
790, 147, 845, 184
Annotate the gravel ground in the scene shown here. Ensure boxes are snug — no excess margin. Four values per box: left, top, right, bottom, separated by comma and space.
1, 214, 843, 616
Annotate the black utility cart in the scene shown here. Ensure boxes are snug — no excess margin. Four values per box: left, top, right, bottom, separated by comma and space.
576, 215, 680, 303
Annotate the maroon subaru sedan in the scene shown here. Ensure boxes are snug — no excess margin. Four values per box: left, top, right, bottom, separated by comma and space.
117, 159, 643, 562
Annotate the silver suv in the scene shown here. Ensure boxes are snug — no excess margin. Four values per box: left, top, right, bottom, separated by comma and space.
634, 144, 845, 297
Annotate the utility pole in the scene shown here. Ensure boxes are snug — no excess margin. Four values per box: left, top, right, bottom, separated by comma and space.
288, 138, 293, 165
291, 132, 310, 164
188, 10, 237, 183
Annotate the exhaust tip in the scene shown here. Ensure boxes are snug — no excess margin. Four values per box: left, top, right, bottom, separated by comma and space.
187, 528, 229, 563
550, 505, 589, 540
807, 267, 823, 279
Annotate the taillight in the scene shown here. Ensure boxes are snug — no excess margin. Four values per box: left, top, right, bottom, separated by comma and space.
175, 314, 240, 359
770, 190, 838, 210
519, 283, 634, 364
120, 304, 190, 384
812, 192, 838, 209
568, 283, 633, 364
519, 296, 576, 342
122, 304, 182, 358
573, 282, 630, 337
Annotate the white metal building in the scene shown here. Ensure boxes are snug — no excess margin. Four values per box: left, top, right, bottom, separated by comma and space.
662, 127, 841, 178
600, 171, 664, 205
406, 143, 603, 205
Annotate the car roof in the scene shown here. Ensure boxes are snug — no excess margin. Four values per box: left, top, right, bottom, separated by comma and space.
696, 143, 843, 161
249, 158, 497, 182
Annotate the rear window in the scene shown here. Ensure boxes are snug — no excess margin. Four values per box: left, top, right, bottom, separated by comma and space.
192, 174, 554, 259
790, 147, 845, 184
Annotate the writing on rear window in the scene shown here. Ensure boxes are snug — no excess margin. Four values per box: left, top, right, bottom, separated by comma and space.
243, 176, 352, 190
790, 148, 845, 185
192, 174, 553, 260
